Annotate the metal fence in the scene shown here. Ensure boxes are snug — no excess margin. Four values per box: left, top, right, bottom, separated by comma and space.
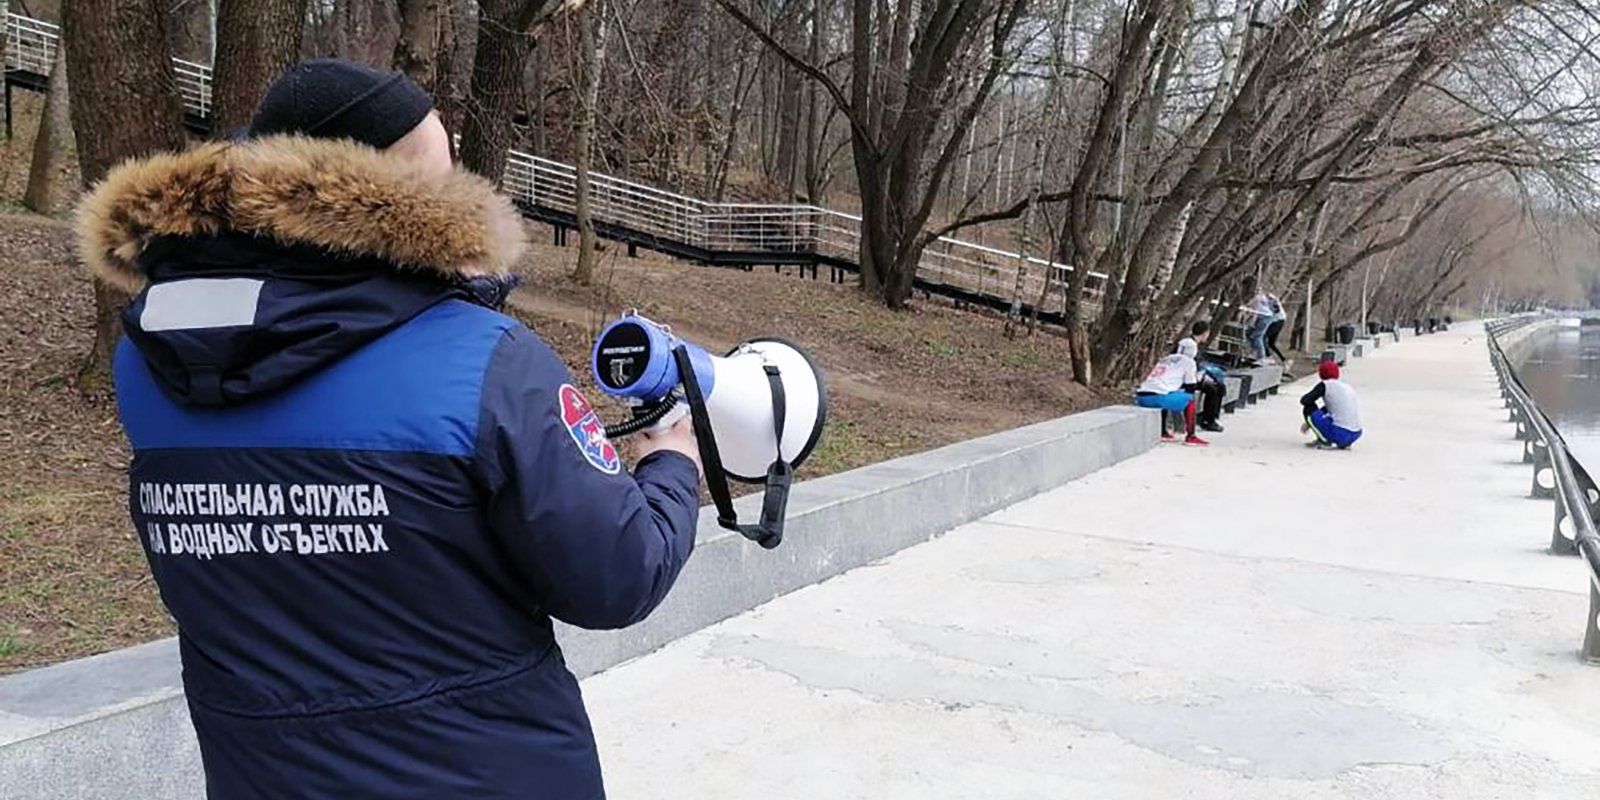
4, 9, 55, 75
1485, 315, 1600, 664
501, 145, 1111, 317
172, 58, 214, 119
5, 10, 211, 118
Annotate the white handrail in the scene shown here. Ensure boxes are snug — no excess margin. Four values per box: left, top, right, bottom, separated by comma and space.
4, 10, 58, 76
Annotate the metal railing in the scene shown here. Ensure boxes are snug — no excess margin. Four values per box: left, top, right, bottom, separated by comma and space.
1485, 315, 1600, 664
498, 143, 1112, 317
4, 10, 210, 118
172, 58, 214, 119
4, 8, 55, 75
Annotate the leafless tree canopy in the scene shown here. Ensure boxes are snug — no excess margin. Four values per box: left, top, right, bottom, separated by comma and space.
714, 0, 1600, 380
49, 0, 1600, 387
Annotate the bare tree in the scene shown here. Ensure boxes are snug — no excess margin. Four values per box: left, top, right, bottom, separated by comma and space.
715, 0, 1030, 308
909, 0, 1599, 383
23, 47, 73, 215
212, 0, 311, 134
432, 0, 478, 142
1052, 0, 1171, 383
165, 0, 215, 61
62, 0, 187, 392
571, 0, 609, 284
394, 0, 447, 91
457, 0, 575, 181
800, 0, 830, 202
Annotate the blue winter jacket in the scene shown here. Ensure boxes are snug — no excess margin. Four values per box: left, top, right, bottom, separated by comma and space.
77, 136, 702, 799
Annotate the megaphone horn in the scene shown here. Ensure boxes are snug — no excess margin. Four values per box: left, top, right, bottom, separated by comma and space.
589, 314, 828, 548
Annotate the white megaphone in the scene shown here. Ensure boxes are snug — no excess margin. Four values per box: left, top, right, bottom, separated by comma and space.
590, 313, 827, 548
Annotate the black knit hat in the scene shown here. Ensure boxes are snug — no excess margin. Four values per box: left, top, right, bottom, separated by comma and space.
247, 59, 434, 149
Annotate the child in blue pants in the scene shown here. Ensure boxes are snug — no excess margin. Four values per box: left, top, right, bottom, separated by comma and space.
1134, 329, 1210, 447
1301, 361, 1363, 449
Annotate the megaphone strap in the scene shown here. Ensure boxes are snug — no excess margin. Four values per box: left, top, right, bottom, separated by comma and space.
672, 345, 791, 550
765, 364, 786, 448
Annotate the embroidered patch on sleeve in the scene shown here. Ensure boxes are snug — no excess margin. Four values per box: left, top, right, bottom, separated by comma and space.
559, 384, 622, 474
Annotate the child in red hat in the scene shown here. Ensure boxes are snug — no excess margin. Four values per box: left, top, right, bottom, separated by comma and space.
1301, 360, 1363, 449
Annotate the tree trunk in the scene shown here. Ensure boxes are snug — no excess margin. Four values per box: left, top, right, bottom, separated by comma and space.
165, 0, 215, 61
1091, 0, 1327, 370
773, 67, 802, 197
457, 16, 526, 182
1006, 126, 1047, 338
571, 0, 609, 285
212, 0, 310, 135
62, 0, 187, 395
844, 0, 1025, 308
801, 0, 827, 202
332, 0, 351, 57
433, 0, 476, 148
393, 0, 444, 92
458, 0, 559, 183
528, 37, 547, 155
1323, 276, 1341, 343
23, 47, 73, 216
1050, 0, 1166, 384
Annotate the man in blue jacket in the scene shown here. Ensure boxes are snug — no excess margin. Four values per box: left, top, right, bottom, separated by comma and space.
77, 60, 702, 799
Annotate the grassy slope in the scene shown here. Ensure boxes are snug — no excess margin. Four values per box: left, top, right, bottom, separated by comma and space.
0, 90, 1113, 671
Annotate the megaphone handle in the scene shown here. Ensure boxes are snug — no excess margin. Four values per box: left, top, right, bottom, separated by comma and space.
754, 460, 792, 549
672, 345, 788, 549
750, 364, 789, 549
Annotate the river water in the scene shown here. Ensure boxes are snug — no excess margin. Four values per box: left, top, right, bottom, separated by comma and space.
1512, 320, 1600, 472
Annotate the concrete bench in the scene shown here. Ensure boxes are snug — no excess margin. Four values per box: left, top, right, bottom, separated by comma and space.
1326, 331, 1401, 363
1222, 364, 1284, 412
1222, 375, 1245, 410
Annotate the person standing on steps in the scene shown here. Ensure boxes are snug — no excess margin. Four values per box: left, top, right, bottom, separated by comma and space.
80, 60, 703, 800
1301, 360, 1364, 449
1263, 292, 1289, 365
1135, 330, 1211, 447
1243, 275, 1275, 363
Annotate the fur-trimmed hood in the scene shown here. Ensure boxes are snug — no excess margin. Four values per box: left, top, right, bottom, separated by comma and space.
85, 136, 531, 407
77, 135, 526, 292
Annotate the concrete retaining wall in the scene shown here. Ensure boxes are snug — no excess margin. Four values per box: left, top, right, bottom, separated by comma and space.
1499, 317, 1560, 365
0, 405, 1158, 800
1223, 375, 1244, 408
1222, 364, 1283, 411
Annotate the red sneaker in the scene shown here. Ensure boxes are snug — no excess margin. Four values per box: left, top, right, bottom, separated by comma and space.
1160, 430, 1177, 442
1183, 435, 1210, 447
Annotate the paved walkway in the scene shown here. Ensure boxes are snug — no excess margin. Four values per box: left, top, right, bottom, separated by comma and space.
580, 325, 1600, 799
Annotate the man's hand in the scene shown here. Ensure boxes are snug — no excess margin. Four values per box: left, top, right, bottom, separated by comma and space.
1299, 421, 1311, 434
637, 414, 702, 478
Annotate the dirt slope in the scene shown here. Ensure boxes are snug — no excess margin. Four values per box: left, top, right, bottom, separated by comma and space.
0, 210, 1110, 672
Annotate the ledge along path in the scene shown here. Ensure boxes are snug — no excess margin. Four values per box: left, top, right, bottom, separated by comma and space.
580, 323, 1600, 799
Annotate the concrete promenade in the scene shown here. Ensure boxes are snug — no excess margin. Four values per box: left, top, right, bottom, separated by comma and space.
581, 325, 1600, 798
